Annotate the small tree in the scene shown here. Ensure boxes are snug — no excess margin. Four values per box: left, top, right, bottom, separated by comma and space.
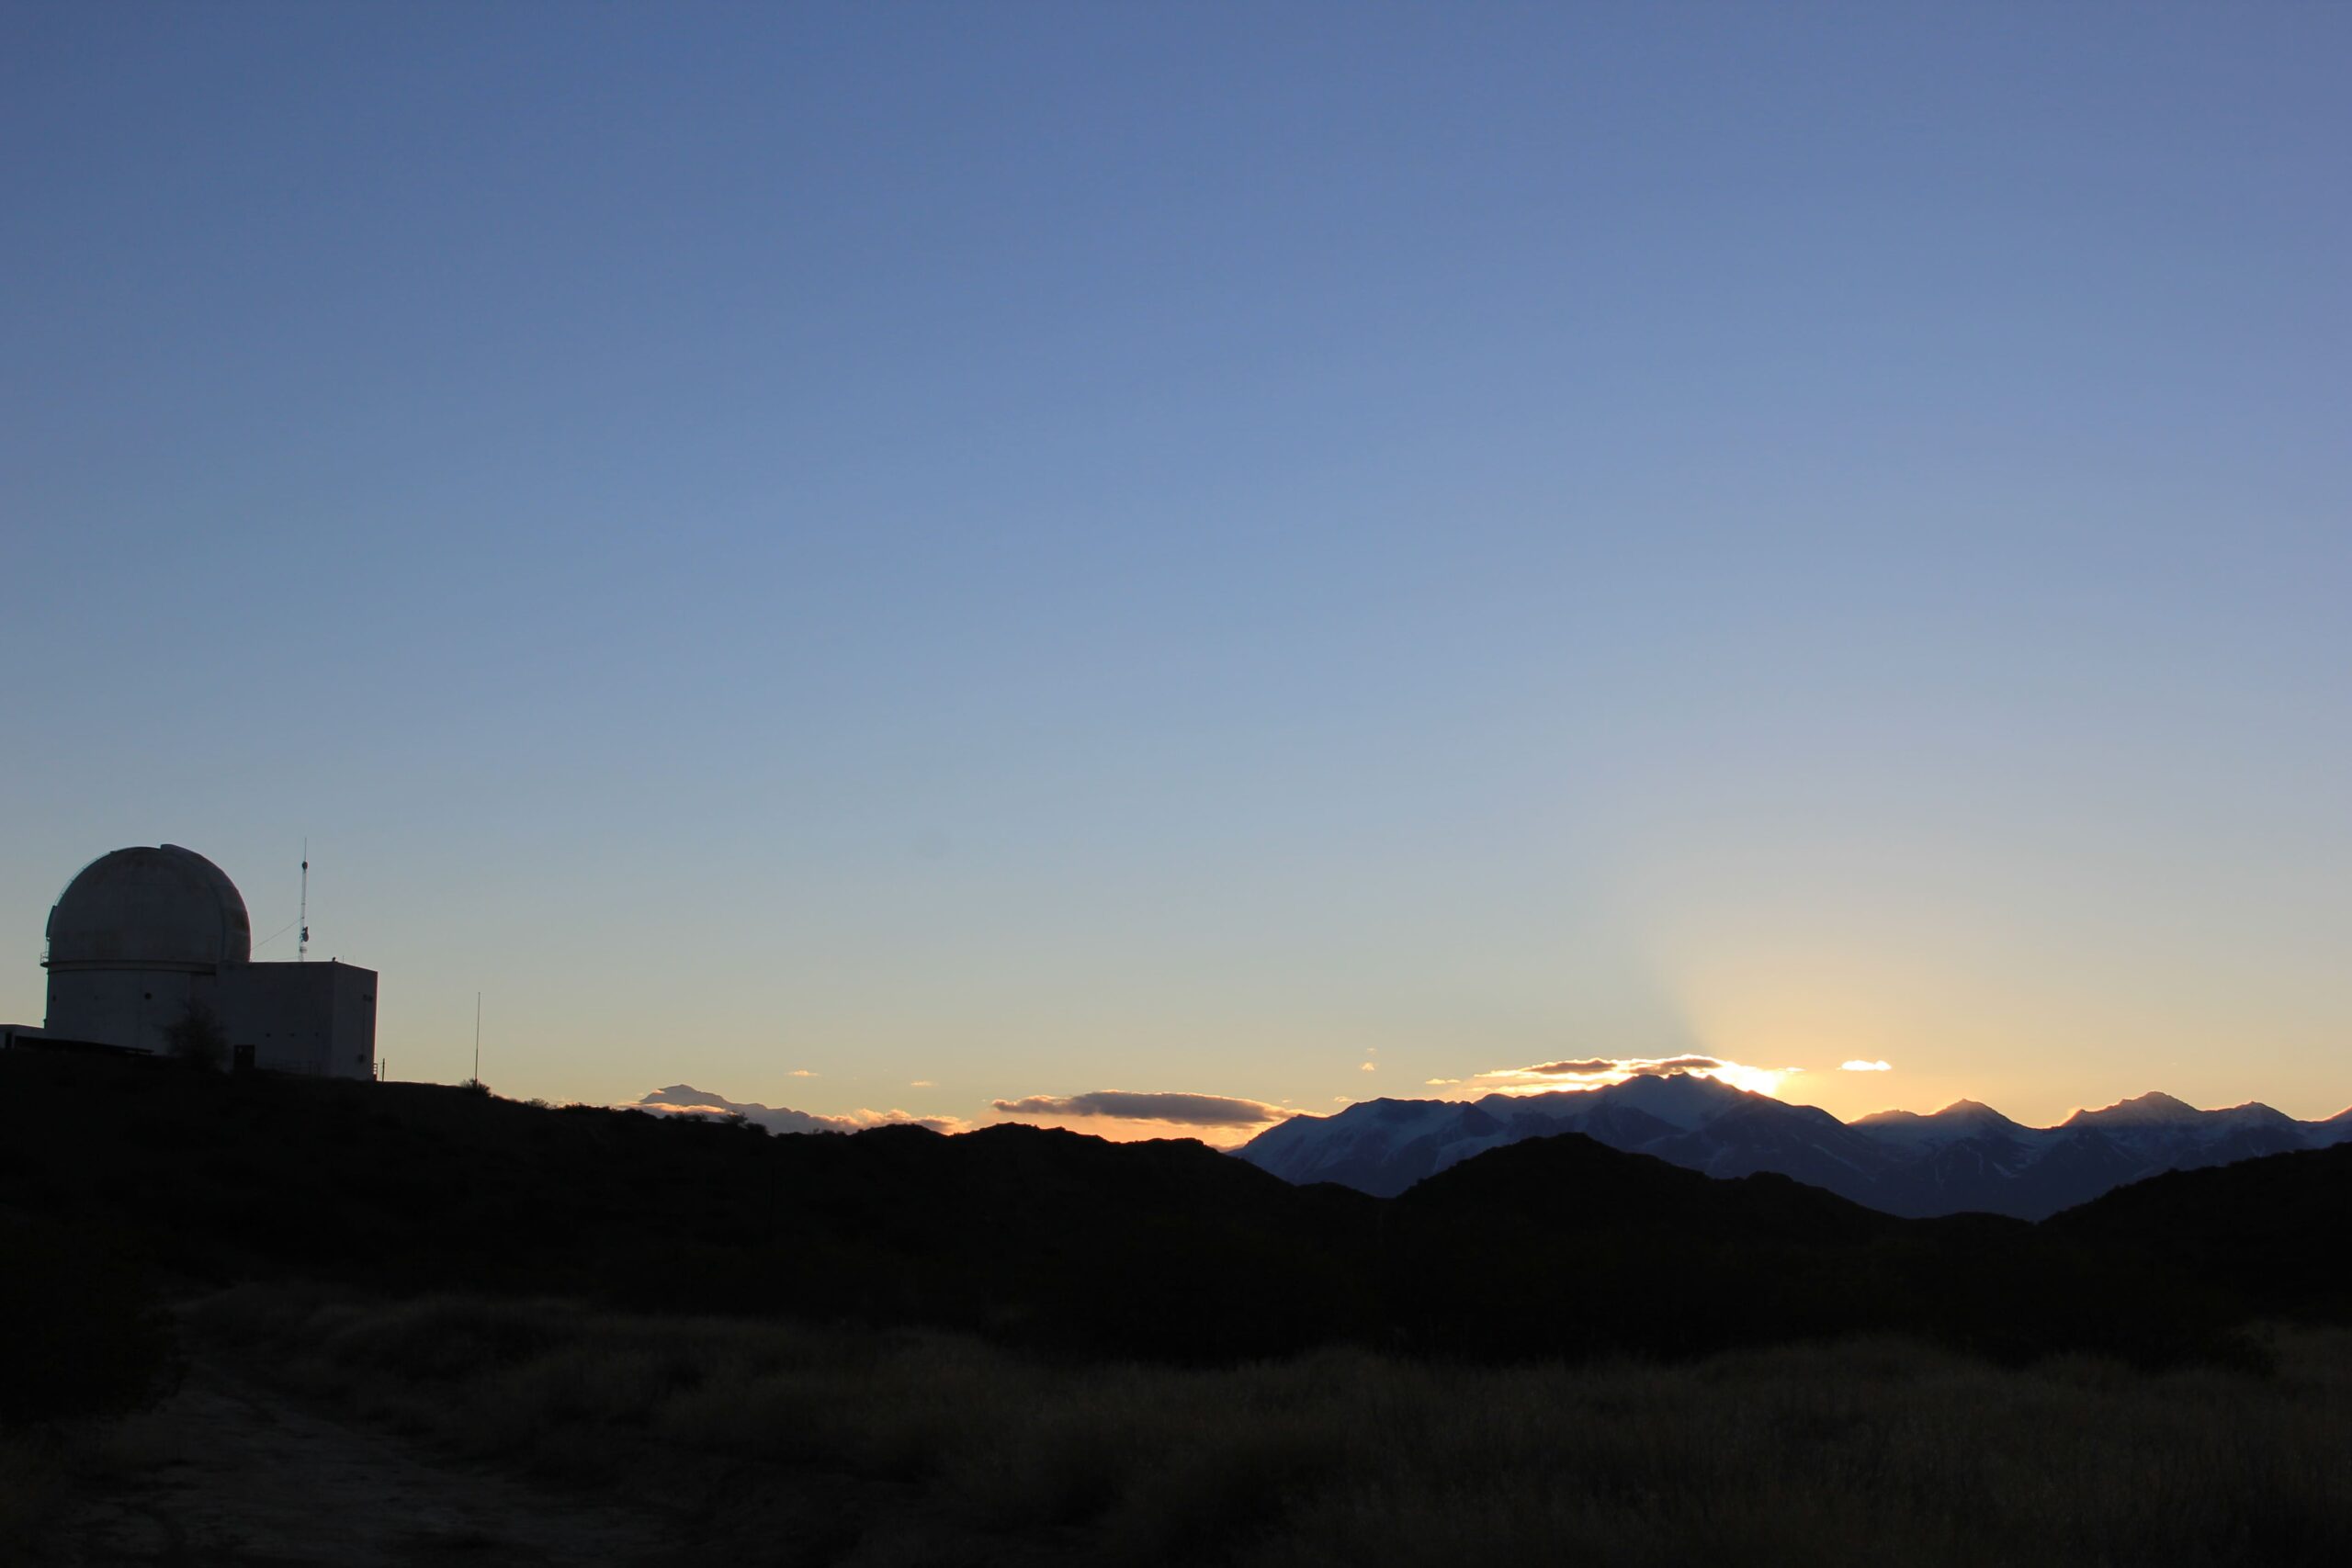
163, 1001, 229, 1070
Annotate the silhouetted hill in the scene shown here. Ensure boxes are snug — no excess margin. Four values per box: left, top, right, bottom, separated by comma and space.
0, 1052, 1378, 1361
0, 1051, 2338, 1369
1398, 1129, 1894, 1245
2051, 1141, 2352, 1320
1374, 1128, 2234, 1365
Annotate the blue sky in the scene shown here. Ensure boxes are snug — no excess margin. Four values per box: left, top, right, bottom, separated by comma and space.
4, 3, 2346, 1133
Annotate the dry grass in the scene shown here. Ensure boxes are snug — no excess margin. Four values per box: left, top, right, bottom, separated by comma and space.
188, 1287, 2352, 1567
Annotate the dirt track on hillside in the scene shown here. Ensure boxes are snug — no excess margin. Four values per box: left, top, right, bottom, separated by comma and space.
49, 1364, 670, 1567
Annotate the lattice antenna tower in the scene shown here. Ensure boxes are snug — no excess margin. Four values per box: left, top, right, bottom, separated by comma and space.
299, 839, 310, 964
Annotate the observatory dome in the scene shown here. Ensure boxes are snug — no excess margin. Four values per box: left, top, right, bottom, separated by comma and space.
44, 845, 252, 970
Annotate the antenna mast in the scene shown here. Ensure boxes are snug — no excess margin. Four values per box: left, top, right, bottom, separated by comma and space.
299, 840, 310, 964
473, 992, 482, 1085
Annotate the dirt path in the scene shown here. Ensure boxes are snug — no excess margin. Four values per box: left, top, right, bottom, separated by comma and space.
48, 1362, 672, 1567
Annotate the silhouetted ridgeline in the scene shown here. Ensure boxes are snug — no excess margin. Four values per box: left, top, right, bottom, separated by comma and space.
1235, 1076, 2352, 1215
2, 1052, 2346, 1370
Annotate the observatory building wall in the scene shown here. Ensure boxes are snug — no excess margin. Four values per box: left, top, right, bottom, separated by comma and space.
215, 961, 378, 1078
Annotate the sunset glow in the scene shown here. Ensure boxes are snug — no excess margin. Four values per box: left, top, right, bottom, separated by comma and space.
1453, 1057, 1800, 1102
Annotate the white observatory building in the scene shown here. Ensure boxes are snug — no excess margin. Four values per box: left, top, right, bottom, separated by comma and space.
20, 845, 376, 1078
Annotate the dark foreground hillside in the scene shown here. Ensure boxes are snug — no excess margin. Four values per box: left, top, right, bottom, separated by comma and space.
0, 1050, 1373, 1362
4, 1050, 2346, 1369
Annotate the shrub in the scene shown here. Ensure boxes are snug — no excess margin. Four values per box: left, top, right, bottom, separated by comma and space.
161, 1002, 227, 1071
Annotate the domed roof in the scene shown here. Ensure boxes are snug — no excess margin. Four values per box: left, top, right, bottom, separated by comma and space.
45, 845, 252, 970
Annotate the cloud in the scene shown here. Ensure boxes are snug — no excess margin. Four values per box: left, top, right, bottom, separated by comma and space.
909, 1079, 935, 1088
621, 1084, 959, 1135
1841, 1059, 1894, 1073
1359, 1061, 1377, 1073
1424, 1077, 1461, 1086
788, 1069, 819, 1077
987, 1090, 1287, 1129
1640, 1055, 1726, 1074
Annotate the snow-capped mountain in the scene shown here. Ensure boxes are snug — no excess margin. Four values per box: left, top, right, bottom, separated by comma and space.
1235, 1077, 2352, 1219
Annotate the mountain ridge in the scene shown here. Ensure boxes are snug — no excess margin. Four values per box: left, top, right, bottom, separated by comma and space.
1237, 1076, 2352, 1219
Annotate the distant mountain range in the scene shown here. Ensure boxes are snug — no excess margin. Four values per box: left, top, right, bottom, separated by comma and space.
1236, 1075, 2352, 1219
